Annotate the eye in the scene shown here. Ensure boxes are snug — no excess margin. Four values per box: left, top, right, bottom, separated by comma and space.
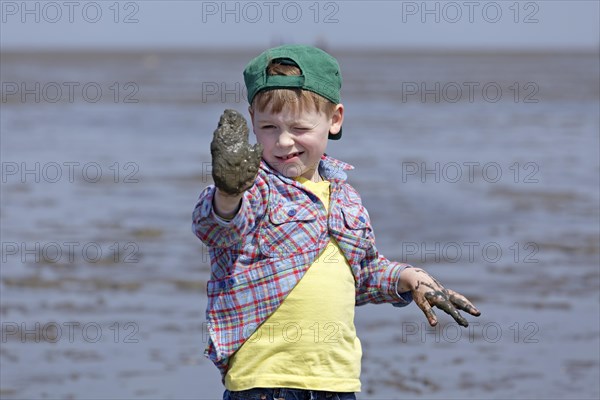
260, 125, 275, 129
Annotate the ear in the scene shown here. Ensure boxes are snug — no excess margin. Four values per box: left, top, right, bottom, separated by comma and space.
329, 103, 344, 136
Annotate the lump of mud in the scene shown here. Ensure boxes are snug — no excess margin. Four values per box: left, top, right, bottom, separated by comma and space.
210, 110, 262, 196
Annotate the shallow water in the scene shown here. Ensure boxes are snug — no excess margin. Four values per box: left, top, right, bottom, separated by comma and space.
1, 50, 599, 399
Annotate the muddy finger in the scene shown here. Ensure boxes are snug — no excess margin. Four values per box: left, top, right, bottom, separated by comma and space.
426, 292, 469, 327
415, 295, 438, 326
448, 290, 481, 316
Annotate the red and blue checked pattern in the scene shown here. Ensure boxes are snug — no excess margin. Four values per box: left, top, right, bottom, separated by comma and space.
192, 154, 412, 381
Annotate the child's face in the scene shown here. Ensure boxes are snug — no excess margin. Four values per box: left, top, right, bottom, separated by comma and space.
250, 104, 343, 182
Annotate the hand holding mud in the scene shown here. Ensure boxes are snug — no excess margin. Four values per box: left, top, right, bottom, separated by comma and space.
211, 109, 263, 196
400, 267, 481, 327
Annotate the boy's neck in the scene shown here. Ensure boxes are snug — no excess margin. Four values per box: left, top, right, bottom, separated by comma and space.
294, 172, 324, 184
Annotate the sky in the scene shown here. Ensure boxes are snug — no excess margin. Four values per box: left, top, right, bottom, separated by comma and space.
0, 0, 599, 50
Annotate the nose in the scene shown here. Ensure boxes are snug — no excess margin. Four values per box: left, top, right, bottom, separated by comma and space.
276, 130, 294, 148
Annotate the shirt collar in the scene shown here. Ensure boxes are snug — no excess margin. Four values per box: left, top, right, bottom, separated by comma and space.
318, 154, 354, 181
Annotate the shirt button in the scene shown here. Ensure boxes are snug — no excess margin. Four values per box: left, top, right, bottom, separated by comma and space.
287, 209, 296, 216
358, 216, 366, 223
228, 278, 235, 286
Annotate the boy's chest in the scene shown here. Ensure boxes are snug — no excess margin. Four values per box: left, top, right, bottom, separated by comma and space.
256, 184, 374, 266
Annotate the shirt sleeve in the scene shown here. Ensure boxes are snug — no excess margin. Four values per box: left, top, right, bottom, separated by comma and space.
340, 183, 413, 307
355, 253, 414, 307
191, 177, 268, 248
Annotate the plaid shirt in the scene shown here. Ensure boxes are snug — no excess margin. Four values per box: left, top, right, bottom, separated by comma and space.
192, 154, 413, 381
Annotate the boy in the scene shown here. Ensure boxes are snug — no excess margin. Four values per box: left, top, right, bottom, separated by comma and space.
192, 45, 480, 399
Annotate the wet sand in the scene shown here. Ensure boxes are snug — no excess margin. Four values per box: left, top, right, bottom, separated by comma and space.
1, 50, 599, 399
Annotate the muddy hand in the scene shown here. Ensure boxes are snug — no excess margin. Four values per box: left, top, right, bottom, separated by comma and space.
210, 109, 263, 196
407, 268, 481, 327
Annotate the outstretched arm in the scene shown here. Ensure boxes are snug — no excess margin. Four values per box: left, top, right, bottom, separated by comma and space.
398, 267, 481, 327
192, 109, 266, 248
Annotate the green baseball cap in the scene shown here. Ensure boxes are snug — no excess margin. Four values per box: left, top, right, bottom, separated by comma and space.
243, 44, 343, 140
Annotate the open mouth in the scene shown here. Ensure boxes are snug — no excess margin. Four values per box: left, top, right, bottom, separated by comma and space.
277, 152, 303, 160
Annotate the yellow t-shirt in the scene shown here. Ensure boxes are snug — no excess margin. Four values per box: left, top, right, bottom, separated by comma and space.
225, 176, 361, 391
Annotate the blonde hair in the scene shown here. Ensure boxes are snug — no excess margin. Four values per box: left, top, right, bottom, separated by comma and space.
251, 62, 337, 117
